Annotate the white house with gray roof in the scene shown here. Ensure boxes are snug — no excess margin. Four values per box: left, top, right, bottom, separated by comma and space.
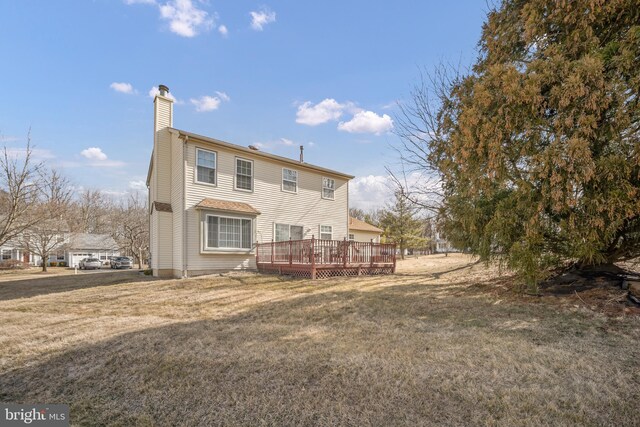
63, 233, 120, 267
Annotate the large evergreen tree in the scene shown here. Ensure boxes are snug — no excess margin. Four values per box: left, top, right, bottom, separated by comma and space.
399, 0, 640, 283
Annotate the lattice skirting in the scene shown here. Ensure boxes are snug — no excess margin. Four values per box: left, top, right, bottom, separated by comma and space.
257, 265, 394, 280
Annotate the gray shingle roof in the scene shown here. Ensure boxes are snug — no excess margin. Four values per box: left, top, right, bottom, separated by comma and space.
66, 233, 119, 250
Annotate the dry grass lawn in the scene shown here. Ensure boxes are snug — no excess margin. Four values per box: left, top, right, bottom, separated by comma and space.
1, 254, 639, 426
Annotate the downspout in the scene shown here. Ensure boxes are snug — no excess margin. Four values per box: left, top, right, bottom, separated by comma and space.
182, 135, 188, 278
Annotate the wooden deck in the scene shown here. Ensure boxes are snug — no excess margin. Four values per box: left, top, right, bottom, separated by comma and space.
256, 237, 396, 279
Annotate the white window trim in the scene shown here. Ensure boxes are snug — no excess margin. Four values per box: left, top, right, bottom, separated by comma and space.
195, 147, 217, 187
281, 167, 298, 194
319, 225, 333, 240
234, 157, 254, 193
274, 223, 305, 242
322, 177, 335, 200
203, 213, 254, 252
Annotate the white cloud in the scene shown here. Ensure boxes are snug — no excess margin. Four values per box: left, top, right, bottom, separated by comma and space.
250, 8, 276, 31
159, 0, 213, 37
252, 138, 298, 151
3, 147, 55, 160
129, 180, 147, 191
280, 138, 294, 146
190, 96, 220, 112
80, 147, 125, 168
350, 172, 441, 210
338, 110, 394, 135
110, 82, 135, 94
218, 24, 228, 36
100, 189, 129, 197
308, 142, 316, 147
0, 136, 20, 143
80, 147, 108, 161
190, 92, 230, 112
296, 99, 346, 126
349, 175, 395, 211
215, 91, 230, 101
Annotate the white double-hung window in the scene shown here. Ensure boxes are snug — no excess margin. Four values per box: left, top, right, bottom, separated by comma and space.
320, 225, 333, 240
282, 168, 298, 193
235, 158, 253, 191
205, 215, 252, 250
322, 177, 335, 200
196, 148, 216, 185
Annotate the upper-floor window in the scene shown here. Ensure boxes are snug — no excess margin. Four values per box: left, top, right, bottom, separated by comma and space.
235, 158, 253, 191
275, 223, 304, 242
196, 148, 216, 185
282, 168, 298, 193
322, 177, 335, 200
320, 225, 333, 240
206, 215, 252, 250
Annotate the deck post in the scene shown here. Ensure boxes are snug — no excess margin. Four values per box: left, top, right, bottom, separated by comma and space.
289, 238, 293, 266
310, 235, 316, 280
392, 244, 397, 273
370, 239, 374, 268
343, 237, 347, 268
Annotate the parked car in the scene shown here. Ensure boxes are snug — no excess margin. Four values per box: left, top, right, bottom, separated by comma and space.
79, 258, 102, 270
110, 256, 133, 269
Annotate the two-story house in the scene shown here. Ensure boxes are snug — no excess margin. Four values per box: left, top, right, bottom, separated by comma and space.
147, 85, 353, 278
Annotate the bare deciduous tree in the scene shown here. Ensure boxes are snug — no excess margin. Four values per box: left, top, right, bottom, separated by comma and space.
0, 133, 42, 248
111, 193, 148, 268
19, 169, 73, 272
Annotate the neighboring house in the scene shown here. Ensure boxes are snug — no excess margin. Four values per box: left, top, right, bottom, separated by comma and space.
434, 232, 459, 253
63, 233, 120, 267
0, 233, 118, 267
348, 217, 383, 243
147, 85, 353, 278
0, 241, 40, 266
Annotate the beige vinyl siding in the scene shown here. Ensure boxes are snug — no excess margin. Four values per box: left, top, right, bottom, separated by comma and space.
170, 132, 183, 271
150, 210, 158, 269
349, 229, 381, 243
183, 140, 349, 272
154, 129, 172, 203
156, 211, 173, 267
151, 96, 174, 273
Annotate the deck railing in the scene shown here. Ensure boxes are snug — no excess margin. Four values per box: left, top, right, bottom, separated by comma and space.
256, 237, 396, 268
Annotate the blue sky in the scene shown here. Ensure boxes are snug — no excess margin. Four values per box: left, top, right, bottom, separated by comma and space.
0, 0, 486, 209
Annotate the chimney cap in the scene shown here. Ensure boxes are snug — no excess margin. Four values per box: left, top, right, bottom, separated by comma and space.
158, 84, 170, 96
